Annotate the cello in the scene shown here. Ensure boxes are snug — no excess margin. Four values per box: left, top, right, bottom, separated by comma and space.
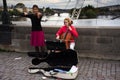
60, 28, 74, 49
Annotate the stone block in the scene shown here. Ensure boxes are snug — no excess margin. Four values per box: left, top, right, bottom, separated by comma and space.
96, 37, 113, 44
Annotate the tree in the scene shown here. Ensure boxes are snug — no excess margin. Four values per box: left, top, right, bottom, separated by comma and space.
44, 7, 55, 16
79, 5, 97, 19
9, 9, 22, 16
15, 3, 25, 8
86, 9, 97, 18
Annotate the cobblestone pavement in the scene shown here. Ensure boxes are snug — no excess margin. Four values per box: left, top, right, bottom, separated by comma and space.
0, 52, 120, 80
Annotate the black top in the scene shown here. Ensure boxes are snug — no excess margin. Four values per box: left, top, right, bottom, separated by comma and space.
21, 13, 42, 31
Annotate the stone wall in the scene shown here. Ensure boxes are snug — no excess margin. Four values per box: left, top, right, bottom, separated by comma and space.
0, 26, 120, 60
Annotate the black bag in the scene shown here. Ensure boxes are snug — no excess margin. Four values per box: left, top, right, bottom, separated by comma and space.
32, 49, 78, 67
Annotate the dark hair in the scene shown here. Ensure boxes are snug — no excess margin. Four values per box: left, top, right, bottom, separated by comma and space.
32, 4, 39, 9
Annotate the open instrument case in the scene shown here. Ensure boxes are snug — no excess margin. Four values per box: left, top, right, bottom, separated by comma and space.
28, 40, 79, 79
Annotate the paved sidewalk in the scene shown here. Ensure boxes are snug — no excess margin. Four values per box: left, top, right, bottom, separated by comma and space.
0, 52, 119, 80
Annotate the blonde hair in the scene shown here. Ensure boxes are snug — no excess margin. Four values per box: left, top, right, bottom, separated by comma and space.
64, 18, 73, 26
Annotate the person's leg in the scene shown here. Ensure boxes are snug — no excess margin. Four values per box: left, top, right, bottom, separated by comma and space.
35, 46, 39, 52
40, 46, 48, 58
70, 42, 75, 50
40, 46, 45, 52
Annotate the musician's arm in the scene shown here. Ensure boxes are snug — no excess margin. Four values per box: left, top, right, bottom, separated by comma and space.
69, 26, 78, 38
56, 27, 64, 39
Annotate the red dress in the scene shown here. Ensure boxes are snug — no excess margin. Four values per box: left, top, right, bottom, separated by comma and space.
22, 13, 45, 47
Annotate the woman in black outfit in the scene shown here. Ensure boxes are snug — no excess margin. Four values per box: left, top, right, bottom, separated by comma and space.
22, 5, 45, 52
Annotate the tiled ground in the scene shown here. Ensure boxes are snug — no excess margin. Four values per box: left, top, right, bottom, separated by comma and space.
0, 52, 119, 80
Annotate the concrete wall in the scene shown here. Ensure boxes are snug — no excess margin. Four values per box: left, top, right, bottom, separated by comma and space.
0, 26, 120, 60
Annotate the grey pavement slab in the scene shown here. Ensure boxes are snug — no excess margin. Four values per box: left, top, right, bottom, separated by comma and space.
0, 52, 120, 80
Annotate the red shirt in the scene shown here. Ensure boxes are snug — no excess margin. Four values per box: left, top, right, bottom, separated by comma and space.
56, 25, 78, 42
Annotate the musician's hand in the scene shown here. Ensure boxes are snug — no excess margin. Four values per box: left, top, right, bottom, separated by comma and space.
36, 12, 42, 18
24, 12, 28, 15
38, 12, 42, 15
56, 36, 60, 40
69, 27, 72, 31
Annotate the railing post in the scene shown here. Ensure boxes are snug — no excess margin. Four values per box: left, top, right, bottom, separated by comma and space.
0, 0, 13, 45
2, 0, 12, 24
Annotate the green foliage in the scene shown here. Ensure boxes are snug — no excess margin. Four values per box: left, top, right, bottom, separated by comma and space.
15, 3, 25, 8
80, 5, 97, 18
9, 9, 22, 16
84, 5, 95, 10
44, 7, 55, 16
70, 5, 97, 19
85, 9, 97, 18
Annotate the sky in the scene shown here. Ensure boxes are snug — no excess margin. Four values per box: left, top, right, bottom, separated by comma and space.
0, 0, 120, 9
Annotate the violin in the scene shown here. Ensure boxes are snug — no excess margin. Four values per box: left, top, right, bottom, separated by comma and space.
60, 29, 73, 49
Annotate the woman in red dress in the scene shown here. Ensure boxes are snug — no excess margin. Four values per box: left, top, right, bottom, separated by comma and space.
22, 5, 45, 52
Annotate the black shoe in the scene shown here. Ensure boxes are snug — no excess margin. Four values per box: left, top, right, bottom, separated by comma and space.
27, 52, 48, 58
